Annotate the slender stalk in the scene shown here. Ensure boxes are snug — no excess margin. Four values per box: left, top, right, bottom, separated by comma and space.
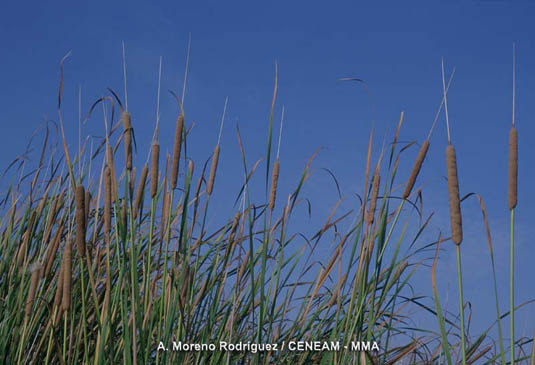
456, 244, 466, 365
510, 208, 515, 365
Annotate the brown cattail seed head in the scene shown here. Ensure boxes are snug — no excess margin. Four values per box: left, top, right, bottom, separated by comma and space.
75, 185, 86, 256
121, 198, 127, 230
171, 114, 184, 190
269, 159, 280, 213
403, 140, 430, 199
44, 221, 64, 278
446, 145, 463, 245
508, 127, 518, 210
25, 263, 42, 318
367, 170, 381, 225
150, 143, 160, 198
62, 241, 72, 312
53, 260, 64, 312
133, 165, 148, 220
207, 145, 220, 196
122, 111, 133, 171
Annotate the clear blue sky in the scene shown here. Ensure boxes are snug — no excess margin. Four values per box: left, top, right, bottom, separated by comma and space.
1, 0, 534, 346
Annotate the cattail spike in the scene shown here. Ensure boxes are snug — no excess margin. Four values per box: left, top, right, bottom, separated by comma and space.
446, 145, 463, 245
43, 221, 64, 278
171, 114, 184, 190
207, 145, 220, 196
133, 165, 148, 220
402, 140, 430, 199
268, 159, 280, 213
62, 240, 72, 312
508, 127, 518, 210
25, 263, 42, 318
122, 111, 133, 171
75, 185, 86, 256
53, 260, 64, 313
367, 170, 380, 225
150, 143, 160, 198
121, 198, 127, 230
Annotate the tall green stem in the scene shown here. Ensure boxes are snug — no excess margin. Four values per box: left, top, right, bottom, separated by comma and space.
510, 209, 515, 365
456, 244, 466, 365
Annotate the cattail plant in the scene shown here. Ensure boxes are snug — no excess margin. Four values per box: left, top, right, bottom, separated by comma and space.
122, 42, 132, 172
442, 59, 466, 365
508, 43, 518, 365
150, 58, 162, 200
403, 68, 455, 200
